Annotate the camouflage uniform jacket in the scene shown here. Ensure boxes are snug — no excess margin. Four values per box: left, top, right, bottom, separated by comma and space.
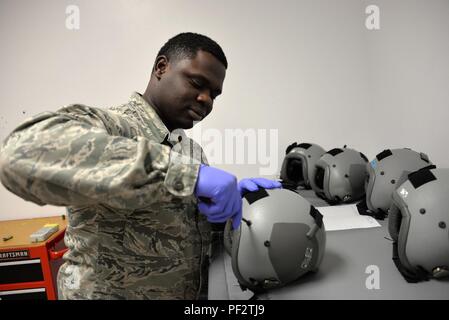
0, 92, 212, 299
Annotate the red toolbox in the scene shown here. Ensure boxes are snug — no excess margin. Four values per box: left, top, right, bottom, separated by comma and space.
0, 216, 68, 300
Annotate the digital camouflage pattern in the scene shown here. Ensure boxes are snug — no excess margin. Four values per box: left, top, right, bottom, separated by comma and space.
0, 92, 212, 299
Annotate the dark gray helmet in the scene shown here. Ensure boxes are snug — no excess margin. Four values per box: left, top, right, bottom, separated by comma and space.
388, 167, 449, 282
280, 142, 326, 190
226, 188, 326, 293
365, 148, 432, 215
313, 147, 368, 203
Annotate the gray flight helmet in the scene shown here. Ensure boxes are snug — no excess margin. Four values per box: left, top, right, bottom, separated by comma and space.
229, 188, 326, 293
313, 147, 368, 203
365, 148, 432, 215
280, 142, 326, 190
388, 168, 449, 281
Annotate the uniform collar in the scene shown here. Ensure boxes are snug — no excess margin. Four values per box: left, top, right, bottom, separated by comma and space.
129, 92, 170, 144
129, 92, 187, 146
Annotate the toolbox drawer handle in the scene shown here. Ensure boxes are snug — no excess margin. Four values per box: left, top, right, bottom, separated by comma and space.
48, 248, 68, 260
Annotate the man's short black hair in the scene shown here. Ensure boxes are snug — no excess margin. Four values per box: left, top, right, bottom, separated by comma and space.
156, 32, 228, 69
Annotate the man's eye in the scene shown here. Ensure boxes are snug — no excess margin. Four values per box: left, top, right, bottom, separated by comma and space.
191, 80, 202, 89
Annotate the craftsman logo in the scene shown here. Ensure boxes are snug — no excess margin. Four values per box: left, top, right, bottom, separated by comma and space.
0, 250, 30, 262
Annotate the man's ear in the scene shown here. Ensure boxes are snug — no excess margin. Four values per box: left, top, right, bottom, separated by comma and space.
153, 55, 169, 80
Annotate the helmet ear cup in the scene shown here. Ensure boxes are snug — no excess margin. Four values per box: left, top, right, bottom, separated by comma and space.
230, 224, 251, 290
388, 203, 402, 242
223, 220, 233, 256
314, 166, 325, 190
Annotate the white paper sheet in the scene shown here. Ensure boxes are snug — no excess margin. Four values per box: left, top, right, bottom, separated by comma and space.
316, 203, 381, 231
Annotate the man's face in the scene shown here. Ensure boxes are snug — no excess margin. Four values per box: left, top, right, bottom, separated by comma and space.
154, 50, 226, 131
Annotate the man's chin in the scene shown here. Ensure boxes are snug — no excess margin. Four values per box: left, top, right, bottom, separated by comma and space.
170, 121, 194, 131
182, 119, 202, 130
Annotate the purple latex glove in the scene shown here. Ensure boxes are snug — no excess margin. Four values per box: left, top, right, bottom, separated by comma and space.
238, 177, 283, 196
195, 164, 242, 229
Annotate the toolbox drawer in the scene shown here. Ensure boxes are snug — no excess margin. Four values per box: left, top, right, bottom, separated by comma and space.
0, 259, 44, 284
0, 288, 47, 300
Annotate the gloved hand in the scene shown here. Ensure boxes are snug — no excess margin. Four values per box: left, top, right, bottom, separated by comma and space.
238, 177, 282, 196
195, 164, 242, 230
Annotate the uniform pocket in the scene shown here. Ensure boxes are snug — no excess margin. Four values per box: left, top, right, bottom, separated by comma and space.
122, 205, 190, 260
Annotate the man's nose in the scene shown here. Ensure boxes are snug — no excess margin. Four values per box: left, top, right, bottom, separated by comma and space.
197, 91, 213, 110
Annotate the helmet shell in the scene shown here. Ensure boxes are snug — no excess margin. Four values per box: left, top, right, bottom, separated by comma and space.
313, 147, 368, 203
280, 142, 326, 190
389, 168, 449, 280
365, 148, 431, 214
229, 188, 326, 292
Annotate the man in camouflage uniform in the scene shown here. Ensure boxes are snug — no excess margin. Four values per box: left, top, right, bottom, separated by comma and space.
0, 33, 280, 299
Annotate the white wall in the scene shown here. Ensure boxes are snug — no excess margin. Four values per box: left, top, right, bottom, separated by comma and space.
0, 0, 448, 221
